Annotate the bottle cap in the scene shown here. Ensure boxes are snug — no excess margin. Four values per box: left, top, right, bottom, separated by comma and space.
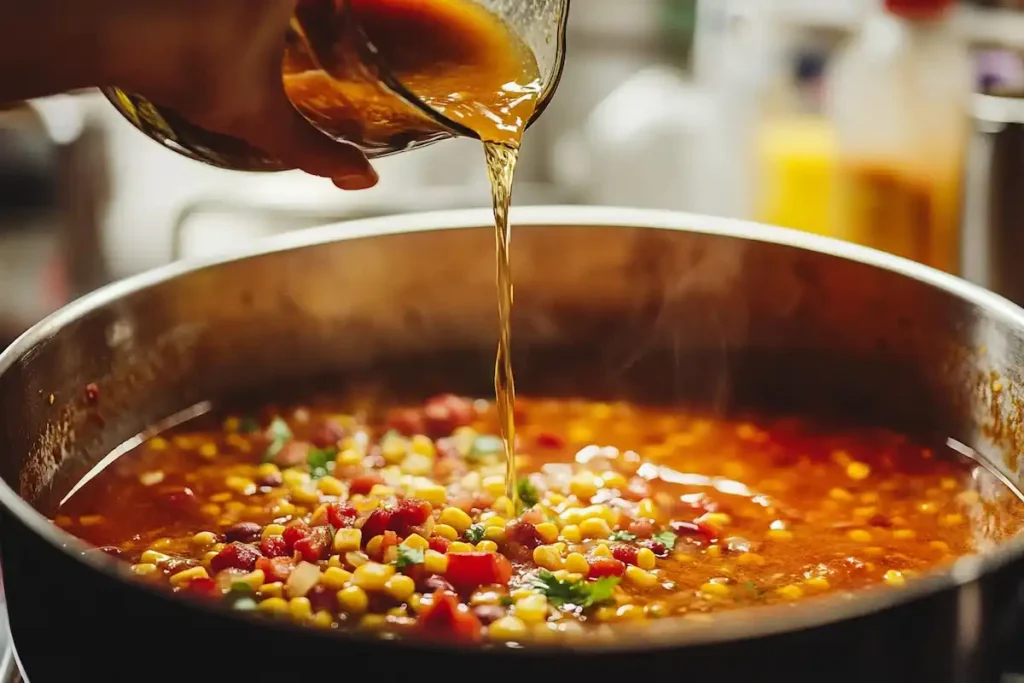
884, 0, 954, 20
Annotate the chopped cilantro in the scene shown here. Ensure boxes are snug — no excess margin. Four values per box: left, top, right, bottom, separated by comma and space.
528, 570, 619, 609
262, 417, 293, 462
609, 530, 637, 542
499, 595, 514, 607
239, 417, 260, 434
464, 524, 486, 543
652, 530, 678, 550
229, 581, 254, 594
516, 478, 539, 508
469, 434, 504, 461
307, 446, 337, 479
394, 543, 425, 570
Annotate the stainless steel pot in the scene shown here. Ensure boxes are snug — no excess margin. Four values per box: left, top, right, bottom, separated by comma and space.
2, 207, 1024, 682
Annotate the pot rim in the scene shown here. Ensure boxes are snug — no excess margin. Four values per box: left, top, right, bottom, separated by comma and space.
3, 205, 1024, 653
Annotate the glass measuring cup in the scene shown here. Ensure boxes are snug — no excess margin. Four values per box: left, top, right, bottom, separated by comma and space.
103, 0, 570, 172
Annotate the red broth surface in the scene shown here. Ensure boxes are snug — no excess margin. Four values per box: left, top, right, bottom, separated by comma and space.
54, 395, 1024, 643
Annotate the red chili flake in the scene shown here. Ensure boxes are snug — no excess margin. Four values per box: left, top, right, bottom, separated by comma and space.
84, 383, 99, 403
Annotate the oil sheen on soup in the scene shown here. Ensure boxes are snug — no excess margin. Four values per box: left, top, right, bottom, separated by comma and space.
55, 395, 1024, 643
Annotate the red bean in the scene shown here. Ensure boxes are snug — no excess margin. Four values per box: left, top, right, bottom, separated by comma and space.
645, 540, 668, 557
224, 522, 261, 544
505, 520, 541, 549
210, 542, 262, 573
157, 486, 196, 510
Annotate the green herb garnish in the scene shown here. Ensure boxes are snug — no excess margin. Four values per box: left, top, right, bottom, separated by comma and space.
307, 446, 338, 479
499, 595, 514, 607
652, 530, 678, 550
469, 435, 504, 461
528, 570, 619, 609
517, 478, 539, 508
229, 582, 254, 594
394, 543, 425, 571
239, 417, 260, 434
609, 530, 637, 542
262, 417, 293, 462
464, 524, 486, 543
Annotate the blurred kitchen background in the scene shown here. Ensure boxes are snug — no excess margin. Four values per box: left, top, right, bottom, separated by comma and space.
1, 0, 1024, 346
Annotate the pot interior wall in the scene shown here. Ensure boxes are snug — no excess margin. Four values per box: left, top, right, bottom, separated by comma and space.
0, 221, 1020, 515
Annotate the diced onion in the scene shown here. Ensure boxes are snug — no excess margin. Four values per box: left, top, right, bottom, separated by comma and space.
286, 561, 322, 598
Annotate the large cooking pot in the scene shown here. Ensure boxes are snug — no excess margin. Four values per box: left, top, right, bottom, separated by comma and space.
1, 207, 1024, 682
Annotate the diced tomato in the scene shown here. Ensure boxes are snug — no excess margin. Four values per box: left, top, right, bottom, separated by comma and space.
386, 408, 425, 437
360, 506, 393, 542
210, 542, 262, 574
293, 526, 332, 563
445, 552, 512, 590
611, 544, 640, 566
627, 519, 655, 539
587, 556, 625, 579
260, 535, 288, 558
326, 503, 358, 529
310, 419, 346, 449
256, 556, 296, 583
183, 577, 219, 599
282, 523, 310, 551
389, 498, 432, 534
422, 394, 475, 438
428, 536, 451, 554
536, 432, 565, 449
350, 472, 384, 496
418, 589, 482, 642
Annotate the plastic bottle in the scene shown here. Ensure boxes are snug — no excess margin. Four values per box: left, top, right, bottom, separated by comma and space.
827, 0, 972, 273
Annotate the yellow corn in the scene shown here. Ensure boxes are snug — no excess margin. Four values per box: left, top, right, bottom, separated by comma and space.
636, 498, 658, 520
829, 487, 854, 502
140, 550, 170, 565
579, 517, 612, 540
892, 529, 916, 540
484, 516, 507, 529
312, 611, 334, 629
261, 524, 286, 542
489, 615, 528, 640
805, 576, 830, 590
225, 476, 256, 496
847, 529, 872, 543
130, 563, 158, 576
385, 574, 416, 601
846, 462, 871, 480
482, 476, 506, 498
321, 567, 353, 591
235, 569, 265, 590
424, 549, 449, 574
337, 586, 369, 614
601, 471, 628, 490
569, 472, 600, 500
636, 547, 656, 570
533, 545, 564, 571
412, 484, 447, 507
332, 528, 362, 554
565, 553, 590, 575
767, 529, 793, 542
514, 594, 549, 624
191, 531, 217, 548
438, 507, 473, 534
561, 524, 582, 543
483, 526, 506, 543
289, 597, 313, 621
316, 476, 345, 497
434, 524, 459, 541
737, 552, 766, 566
448, 541, 474, 554
403, 533, 429, 551
351, 562, 395, 592
592, 543, 612, 558
169, 566, 209, 587
776, 584, 804, 601
883, 570, 905, 587
257, 597, 289, 615
535, 522, 559, 545
258, 582, 284, 598
476, 540, 499, 553
625, 566, 659, 588
492, 496, 515, 518
365, 535, 385, 559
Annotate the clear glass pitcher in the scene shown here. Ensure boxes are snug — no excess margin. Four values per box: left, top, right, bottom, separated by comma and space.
103, 0, 570, 172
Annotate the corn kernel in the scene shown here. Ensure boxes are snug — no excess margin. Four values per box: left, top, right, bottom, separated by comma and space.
424, 549, 449, 574
483, 526, 506, 543
939, 513, 964, 527
533, 545, 564, 571
337, 448, 363, 467
492, 496, 515, 518
315, 567, 350, 591
569, 472, 600, 500
333, 528, 362, 554
489, 615, 528, 640
601, 471, 628, 490
412, 484, 447, 507
514, 594, 549, 624
312, 611, 334, 629
351, 562, 395, 592
258, 597, 289, 615
438, 507, 473, 534
645, 601, 669, 619
400, 533, 427, 551
289, 597, 313, 620
149, 436, 169, 451
776, 584, 804, 600
236, 569, 265, 590
433, 523, 458, 541
337, 586, 369, 613
484, 516, 507, 528
592, 543, 612, 558
535, 522, 559, 545
169, 566, 209, 587
579, 517, 612, 540
847, 529, 872, 543
477, 540, 499, 553
737, 552, 766, 566
700, 581, 731, 598
930, 540, 950, 553
409, 434, 435, 457
140, 550, 170, 565
316, 476, 345, 497
829, 487, 854, 502
482, 476, 506, 498
385, 574, 416, 601
705, 545, 722, 559
594, 605, 618, 622
636, 498, 659, 520
698, 512, 732, 530
846, 462, 871, 480
225, 476, 256, 496
767, 529, 794, 542
805, 576, 830, 590
448, 541, 474, 554
893, 529, 916, 540
262, 524, 286, 542
191, 531, 217, 548
365, 535, 385, 559
883, 570, 905, 587
560, 524, 582, 543
130, 563, 158, 576
625, 565, 659, 588
636, 547, 657, 570
565, 552, 590, 575
258, 582, 283, 598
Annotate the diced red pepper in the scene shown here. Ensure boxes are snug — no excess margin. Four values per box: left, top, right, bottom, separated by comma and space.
183, 577, 219, 599
350, 472, 384, 496
611, 544, 640, 566
293, 526, 332, 563
326, 503, 357, 529
535, 432, 565, 449
361, 506, 393, 542
385, 408, 425, 437
422, 394, 476, 439
282, 523, 310, 552
428, 536, 451, 554
418, 589, 482, 642
445, 552, 512, 590
389, 498, 432, 534
260, 535, 288, 558
210, 542, 262, 574
587, 556, 625, 579
256, 556, 296, 583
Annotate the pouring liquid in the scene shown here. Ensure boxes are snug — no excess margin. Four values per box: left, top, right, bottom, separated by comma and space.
351, 0, 543, 507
